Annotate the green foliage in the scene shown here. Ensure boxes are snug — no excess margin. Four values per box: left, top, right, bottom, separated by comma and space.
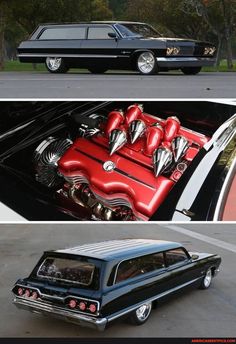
109, 0, 127, 18
124, 0, 216, 41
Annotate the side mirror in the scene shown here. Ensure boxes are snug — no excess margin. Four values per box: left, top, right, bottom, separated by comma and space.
191, 254, 199, 260
108, 32, 118, 39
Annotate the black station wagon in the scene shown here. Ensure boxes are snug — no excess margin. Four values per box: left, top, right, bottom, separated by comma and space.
17, 21, 216, 75
12, 239, 221, 331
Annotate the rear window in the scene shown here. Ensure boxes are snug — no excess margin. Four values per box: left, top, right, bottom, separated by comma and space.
39, 27, 86, 40
37, 257, 95, 286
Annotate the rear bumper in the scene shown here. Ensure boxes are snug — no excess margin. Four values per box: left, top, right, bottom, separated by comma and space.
156, 57, 216, 68
13, 297, 107, 331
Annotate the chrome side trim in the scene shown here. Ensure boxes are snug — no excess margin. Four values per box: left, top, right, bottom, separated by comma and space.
107, 276, 202, 322
18, 53, 128, 59
213, 155, 236, 221
13, 297, 107, 331
156, 57, 214, 62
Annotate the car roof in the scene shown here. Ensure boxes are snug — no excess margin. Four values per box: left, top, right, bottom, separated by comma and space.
51, 239, 182, 261
39, 21, 147, 27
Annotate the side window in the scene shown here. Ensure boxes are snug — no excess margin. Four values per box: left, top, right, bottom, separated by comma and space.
115, 252, 165, 284
39, 27, 86, 40
165, 248, 189, 267
87, 27, 115, 39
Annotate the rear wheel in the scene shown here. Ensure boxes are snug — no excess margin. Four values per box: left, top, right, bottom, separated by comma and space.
45, 57, 68, 73
199, 268, 212, 289
129, 302, 152, 325
88, 67, 108, 74
181, 67, 202, 75
136, 51, 157, 75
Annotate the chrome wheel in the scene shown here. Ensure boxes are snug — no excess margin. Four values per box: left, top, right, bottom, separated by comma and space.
203, 269, 212, 288
46, 57, 62, 71
135, 302, 152, 322
137, 52, 156, 74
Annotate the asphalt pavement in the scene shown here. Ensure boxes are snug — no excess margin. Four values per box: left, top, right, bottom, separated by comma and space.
0, 223, 235, 338
0, 71, 236, 99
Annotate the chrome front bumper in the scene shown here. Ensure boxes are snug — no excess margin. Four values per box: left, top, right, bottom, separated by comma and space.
156, 57, 216, 68
13, 297, 107, 331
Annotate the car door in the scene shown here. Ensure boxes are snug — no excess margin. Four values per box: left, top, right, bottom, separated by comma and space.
80, 25, 119, 67
101, 252, 174, 316
164, 248, 202, 289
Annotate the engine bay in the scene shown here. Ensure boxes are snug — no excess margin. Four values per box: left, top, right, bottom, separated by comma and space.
32, 104, 209, 221
1, 100, 234, 221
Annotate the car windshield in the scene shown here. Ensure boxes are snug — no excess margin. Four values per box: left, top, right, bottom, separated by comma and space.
116, 23, 161, 38
37, 257, 95, 286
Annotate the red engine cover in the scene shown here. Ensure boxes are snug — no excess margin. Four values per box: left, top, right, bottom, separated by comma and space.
58, 111, 209, 220
58, 137, 174, 220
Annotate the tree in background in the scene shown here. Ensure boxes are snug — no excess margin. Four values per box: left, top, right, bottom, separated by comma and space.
0, 0, 112, 70
0, 0, 9, 69
10, 0, 112, 34
182, 0, 236, 68
123, 0, 235, 68
109, 0, 127, 19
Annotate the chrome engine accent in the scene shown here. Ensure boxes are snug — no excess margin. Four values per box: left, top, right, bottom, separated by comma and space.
172, 136, 189, 162
92, 190, 132, 209
153, 147, 173, 177
34, 137, 72, 188
103, 161, 116, 172
64, 175, 89, 185
77, 113, 103, 138
84, 128, 100, 137
63, 174, 134, 220
109, 129, 127, 155
129, 119, 146, 144
65, 174, 132, 210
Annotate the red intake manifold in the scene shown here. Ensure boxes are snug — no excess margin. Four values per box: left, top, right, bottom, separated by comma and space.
58, 105, 209, 220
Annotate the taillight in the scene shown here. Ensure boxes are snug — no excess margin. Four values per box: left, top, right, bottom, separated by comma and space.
89, 304, 97, 313
24, 289, 31, 297
17, 287, 24, 296
69, 299, 77, 309
31, 291, 38, 300
78, 301, 86, 311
